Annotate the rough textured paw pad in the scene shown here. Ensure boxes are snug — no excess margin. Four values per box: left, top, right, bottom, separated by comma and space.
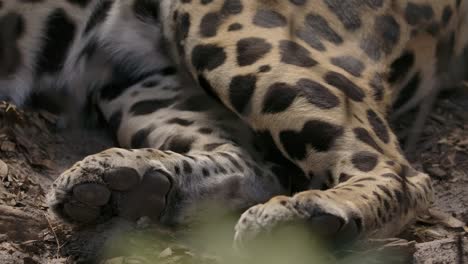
104, 167, 140, 191
52, 164, 172, 224
118, 169, 171, 221
308, 214, 344, 237
73, 184, 111, 206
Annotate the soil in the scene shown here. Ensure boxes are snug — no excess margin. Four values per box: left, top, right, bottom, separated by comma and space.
0, 87, 467, 264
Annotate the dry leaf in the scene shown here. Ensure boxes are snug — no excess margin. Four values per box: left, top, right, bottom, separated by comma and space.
1, 141, 16, 152
428, 208, 468, 232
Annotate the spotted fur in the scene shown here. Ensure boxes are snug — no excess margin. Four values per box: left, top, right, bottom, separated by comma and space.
1, 0, 467, 247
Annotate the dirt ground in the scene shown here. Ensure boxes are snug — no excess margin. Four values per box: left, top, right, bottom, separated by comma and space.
0, 88, 467, 264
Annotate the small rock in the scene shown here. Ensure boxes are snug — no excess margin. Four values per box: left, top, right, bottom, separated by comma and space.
0, 159, 8, 178
158, 248, 173, 259
136, 216, 151, 229
426, 167, 447, 178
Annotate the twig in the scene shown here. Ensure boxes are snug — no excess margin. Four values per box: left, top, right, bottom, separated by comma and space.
456, 233, 465, 264
404, 85, 440, 158
44, 213, 61, 258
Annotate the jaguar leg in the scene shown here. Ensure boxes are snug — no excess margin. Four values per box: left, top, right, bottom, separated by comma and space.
164, 0, 435, 243
48, 69, 286, 224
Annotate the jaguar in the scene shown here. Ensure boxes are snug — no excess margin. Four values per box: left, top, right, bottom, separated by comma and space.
0, 0, 467, 248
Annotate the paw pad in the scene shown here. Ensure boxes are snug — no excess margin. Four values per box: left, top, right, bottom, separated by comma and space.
73, 184, 110, 206
49, 158, 173, 224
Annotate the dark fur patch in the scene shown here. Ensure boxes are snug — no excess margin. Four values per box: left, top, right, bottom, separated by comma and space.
280, 120, 344, 160
297, 79, 340, 109
108, 111, 123, 132
197, 75, 220, 102
67, 0, 92, 7
304, 14, 343, 44
202, 168, 210, 177
100, 66, 158, 101
353, 127, 384, 153
0, 12, 25, 77
388, 51, 415, 83
130, 98, 176, 115
364, 0, 383, 9
228, 23, 243, 31
393, 72, 420, 108
167, 118, 194, 126
405, 3, 434, 25
182, 160, 193, 174
76, 38, 98, 62
331, 56, 365, 77
351, 151, 379, 172
198, 127, 214, 134
289, 0, 306, 5
441, 5, 453, 27
375, 15, 400, 55
279, 40, 317, 68
377, 185, 393, 199
258, 65, 271, 72
324, 0, 361, 31
229, 74, 257, 114
175, 12, 190, 48
253, 9, 287, 28
175, 94, 212, 112
338, 173, 353, 183
361, 15, 400, 61
255, 130, 308, 191
324, 71, 365, 102
131, 125, 155, 148
221, 0, 243, 15
236, 37, 272, 66
191, 44, 227, 71
370, 74, 385, 101
133, 0, 159, 23
141, 79, 160, 88
83, 0, 113, 35
360, 36, 381, 61
200, 12, 222, 37
296, 28, 326, 51
163, 135, 195, 154
367, 109, 390, 143
36, 9, 76, 75
220, 152, 244, 172
262, 82, 298, 113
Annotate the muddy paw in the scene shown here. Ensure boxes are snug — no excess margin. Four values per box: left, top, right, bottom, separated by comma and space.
234, 191, 362, 249
47, 148, 173, 223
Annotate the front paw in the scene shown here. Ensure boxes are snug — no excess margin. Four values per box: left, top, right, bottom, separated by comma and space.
47, 148, 173, 223
234, 191, 362, 249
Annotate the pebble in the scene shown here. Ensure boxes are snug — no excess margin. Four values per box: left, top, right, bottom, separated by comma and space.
0, 159, 8, 178
426, 167, 447, 178
158, 248, 173, 259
